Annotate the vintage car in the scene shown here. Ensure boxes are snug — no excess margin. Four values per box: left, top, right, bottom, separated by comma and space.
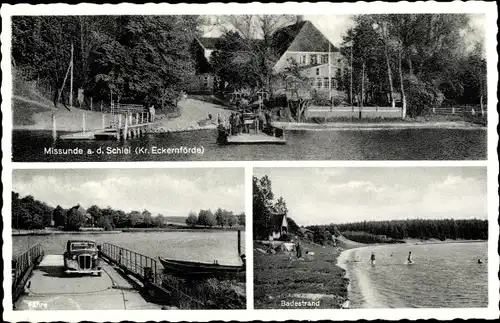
63, 240, 102, 276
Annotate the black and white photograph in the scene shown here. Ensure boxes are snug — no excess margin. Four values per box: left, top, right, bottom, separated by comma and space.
253, 167, 488, 309
11, 168, 246, 310
9, 13, 487, 162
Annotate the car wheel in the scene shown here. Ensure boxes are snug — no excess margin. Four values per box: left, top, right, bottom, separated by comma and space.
97, 272, 102, 277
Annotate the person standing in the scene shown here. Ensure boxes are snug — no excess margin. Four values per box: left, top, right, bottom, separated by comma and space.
148, 104, 156, 122
296, 239, 302, 259
407, 251, 412, 264
370, 252, 376, 265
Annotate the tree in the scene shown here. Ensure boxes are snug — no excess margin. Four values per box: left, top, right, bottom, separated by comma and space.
197, 209, 216, 228
215, 208, 227, 227
253, 175, 275, 239
186, 211, 198, 227
65, 204, 87, 231
86, 204, 102, 227
237, 213, 246, 226
227, 213, 238, 228
52, 205, 67, 228
213, 15, 296, 95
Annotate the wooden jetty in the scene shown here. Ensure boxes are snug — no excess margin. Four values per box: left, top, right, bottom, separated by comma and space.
57, 106, 154, 141
12, 243, 172, 310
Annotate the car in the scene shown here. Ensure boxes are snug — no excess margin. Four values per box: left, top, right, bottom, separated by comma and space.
63, 240, 102, 276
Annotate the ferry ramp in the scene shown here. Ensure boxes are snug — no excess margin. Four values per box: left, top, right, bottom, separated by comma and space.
15, 255, 161, 310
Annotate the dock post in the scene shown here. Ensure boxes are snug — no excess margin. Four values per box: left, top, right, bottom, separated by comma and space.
52, 113, 57, 140
82, 112, 86, 133
237, 230, 242, 256
124, 114, 128, 140
136, 113, 140, 137
102, 114, 105, 130
118, 114, 122, 140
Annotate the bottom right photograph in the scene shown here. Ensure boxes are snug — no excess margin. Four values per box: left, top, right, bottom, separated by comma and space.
253, 167, 488, 309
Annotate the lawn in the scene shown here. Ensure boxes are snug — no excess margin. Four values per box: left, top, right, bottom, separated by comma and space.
253, 241, 349, 309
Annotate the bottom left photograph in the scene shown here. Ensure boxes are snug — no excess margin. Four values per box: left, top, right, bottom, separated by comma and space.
10, 168, 246, 310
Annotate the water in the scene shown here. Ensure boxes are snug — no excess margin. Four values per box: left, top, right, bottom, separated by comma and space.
338, 242, 488, 308
12, 231, 245, 266
12, 128, 486, 161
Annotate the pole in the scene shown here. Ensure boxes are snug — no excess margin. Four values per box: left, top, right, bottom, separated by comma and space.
350, 44, 353, 113
90, 97, 93, 111
69, 43, 74, 107
82, 112, 86, 133
328, 42, 332, 111
102, 114, 105, 129
237, 230, 241, 256
52, 113, 57, 140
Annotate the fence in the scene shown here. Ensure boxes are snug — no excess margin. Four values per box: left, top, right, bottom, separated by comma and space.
432, 104, 486, 116
100, 243, 160, 284
12, 244, 44, 300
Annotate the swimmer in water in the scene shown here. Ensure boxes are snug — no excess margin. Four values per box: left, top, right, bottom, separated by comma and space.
407, 251, 413, 264
478, 259, 483, 264
370, 252, 375, 265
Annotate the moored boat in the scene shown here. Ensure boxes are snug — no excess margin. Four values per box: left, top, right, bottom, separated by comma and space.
159, 255, 246, 278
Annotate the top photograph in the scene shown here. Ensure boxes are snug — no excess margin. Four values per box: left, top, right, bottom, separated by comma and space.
9, 13, 488, 162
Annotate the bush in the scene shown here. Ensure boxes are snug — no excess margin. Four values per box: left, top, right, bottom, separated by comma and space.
404, 75, 444, 118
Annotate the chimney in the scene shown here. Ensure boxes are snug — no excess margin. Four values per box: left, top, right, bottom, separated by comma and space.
296, 15, 304, 24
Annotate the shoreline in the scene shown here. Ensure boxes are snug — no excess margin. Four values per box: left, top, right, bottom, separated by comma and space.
272, 121, 485, 131
335, 238, 488, 308
12, 227, 245, 236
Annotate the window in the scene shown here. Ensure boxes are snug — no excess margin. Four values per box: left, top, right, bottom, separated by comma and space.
332, 78, 338, 89
324, 78, 330, 89
321, 54, 329, 64
316, 78, 322, 89
310, 54, 318, 65
316, 68, 320, 76
336, 68, 342, 78
300, 55, 307, 64
310, 78, 315, 87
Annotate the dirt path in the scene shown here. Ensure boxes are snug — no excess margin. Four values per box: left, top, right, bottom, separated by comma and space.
13, 96, 232, 132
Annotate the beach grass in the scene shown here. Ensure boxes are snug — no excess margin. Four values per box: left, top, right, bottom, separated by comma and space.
253, 242, 348, 309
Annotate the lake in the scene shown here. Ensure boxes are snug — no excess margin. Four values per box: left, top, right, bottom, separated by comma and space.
12, 231, 245, 267
338, 242, 488, 308
12, 128, 486, 161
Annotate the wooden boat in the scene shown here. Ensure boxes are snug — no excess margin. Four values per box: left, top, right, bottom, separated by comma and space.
159, 255, 245, 277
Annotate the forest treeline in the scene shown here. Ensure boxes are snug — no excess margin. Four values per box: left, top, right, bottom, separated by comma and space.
320, 218, 488, 241
12, 16, 204, 108
12, 191, 242, 231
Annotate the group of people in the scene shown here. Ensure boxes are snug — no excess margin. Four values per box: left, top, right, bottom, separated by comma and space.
370, 251, 413, 265
228, 112, 245, 135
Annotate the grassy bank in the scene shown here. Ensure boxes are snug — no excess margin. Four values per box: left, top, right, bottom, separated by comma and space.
253, 241, 348, 309
162, 273, 246, 309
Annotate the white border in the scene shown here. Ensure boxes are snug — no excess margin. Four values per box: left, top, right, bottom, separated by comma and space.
2, 1, 499, 322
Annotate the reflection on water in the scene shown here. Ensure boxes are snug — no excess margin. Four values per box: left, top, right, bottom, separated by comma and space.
340, 242, 488, 308
13, 128, 486, 161
13, 231, 245, 266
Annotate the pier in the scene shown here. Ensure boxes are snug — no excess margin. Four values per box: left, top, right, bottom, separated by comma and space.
57, 104, 154, 141
12, 243, 171, 310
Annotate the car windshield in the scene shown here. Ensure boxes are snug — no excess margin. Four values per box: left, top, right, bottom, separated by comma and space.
70, 242, 96, 251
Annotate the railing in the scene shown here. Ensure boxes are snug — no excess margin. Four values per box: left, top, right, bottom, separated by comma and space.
12, 244, 44, 297
100, 243, 159, 284
111, 103, 147, 115
432, 104, 487, 116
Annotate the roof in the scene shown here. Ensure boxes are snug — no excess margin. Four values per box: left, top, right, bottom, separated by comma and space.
197, 37, 219, 50
67, 240, 97, 243
272, 20, 338, 56
271, 213, 287, 232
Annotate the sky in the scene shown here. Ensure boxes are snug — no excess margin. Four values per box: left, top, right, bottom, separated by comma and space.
12, 168, 245, 217
253, 167, 487, 226
202, 14, 484, 49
